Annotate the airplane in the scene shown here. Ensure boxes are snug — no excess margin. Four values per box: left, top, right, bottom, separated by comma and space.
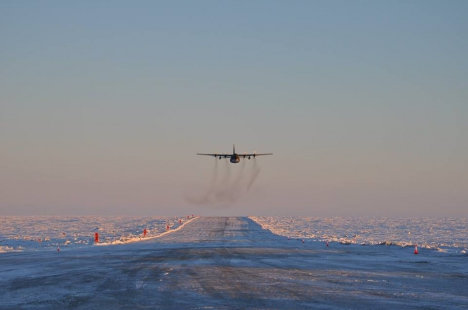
197, 145, 272, 163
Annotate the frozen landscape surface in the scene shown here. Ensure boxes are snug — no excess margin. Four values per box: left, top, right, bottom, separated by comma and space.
0, 216, 189, 253
250, 216, 468, 254
1, 216, 467, 309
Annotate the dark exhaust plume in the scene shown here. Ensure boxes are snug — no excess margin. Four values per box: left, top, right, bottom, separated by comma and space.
247, 158, 260, 192
185, 158, 261, 208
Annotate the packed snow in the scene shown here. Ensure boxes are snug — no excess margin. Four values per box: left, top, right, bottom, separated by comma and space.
1, 216, 467, 309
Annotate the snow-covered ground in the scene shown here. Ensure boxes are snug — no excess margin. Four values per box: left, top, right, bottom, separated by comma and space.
0, 217, 467, 309
0, 216, 192, 253
250, 216, 468, 253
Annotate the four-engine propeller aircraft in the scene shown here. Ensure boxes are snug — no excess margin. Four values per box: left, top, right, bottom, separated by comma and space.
197, 145, 272, 163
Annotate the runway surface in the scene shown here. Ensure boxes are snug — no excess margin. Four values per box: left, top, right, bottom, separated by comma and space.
1, 217, 467, 309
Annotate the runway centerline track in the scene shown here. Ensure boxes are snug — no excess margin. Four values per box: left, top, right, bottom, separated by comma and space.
1, 217, 467, 309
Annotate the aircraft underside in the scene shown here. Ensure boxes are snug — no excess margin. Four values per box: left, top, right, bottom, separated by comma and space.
197, 145, 272, 164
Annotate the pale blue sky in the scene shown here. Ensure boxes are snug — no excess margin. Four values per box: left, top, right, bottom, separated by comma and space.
1, 1, 467, 216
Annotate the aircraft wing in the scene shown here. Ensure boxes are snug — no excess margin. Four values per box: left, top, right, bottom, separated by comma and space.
238, 153, 273, 157
197, 153, 232, 157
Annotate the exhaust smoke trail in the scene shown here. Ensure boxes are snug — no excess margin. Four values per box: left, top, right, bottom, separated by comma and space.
247, 158, 260, 192
201, 158, 219, 202
185, 158, 261, 208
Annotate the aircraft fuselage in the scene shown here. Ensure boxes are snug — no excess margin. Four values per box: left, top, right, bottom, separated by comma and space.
198, 145, 272, 163
230, 154, 240, 163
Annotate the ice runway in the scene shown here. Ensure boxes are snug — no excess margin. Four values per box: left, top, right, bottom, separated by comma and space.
1, 217, 467, 309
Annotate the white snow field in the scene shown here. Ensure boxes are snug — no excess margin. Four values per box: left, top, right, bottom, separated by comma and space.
250, 216, 468, 254
1, 217, 467, 309
0, 216, 190, 253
